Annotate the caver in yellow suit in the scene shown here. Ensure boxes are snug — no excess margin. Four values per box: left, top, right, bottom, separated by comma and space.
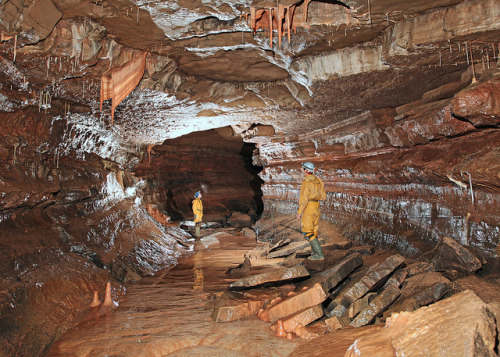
296, 162, 326, 260
192, 191, 203, 237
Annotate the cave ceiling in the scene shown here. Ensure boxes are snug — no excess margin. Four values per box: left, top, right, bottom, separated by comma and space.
1, 0, 499, 153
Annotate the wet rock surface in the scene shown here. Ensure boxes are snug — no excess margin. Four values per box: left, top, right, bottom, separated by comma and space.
0, 0, 499, 354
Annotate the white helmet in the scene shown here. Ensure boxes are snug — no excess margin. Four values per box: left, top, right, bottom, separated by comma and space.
302, 161, 315, 172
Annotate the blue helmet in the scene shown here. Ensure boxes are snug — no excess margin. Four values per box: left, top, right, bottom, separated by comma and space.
302, 161, 315, 172
194, 191, 201, 198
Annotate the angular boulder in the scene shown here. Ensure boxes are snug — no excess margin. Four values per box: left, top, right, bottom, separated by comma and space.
230, 265, 310, 288
265, 283, 327, 322
347, 290, 497, 356
350, 286, 401, 327
432, 237, 482, 275
312, 253, 363, 293
343, 254, 405, 303
282, 304, 324, 333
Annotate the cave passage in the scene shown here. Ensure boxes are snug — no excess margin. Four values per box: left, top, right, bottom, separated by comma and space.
134, 127, 264, 225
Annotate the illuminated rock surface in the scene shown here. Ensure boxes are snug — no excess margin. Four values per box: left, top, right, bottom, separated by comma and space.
1, 0, 499, 354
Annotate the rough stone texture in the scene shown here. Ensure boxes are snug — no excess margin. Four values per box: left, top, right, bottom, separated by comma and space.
292, 290, 498, 357
213, 299, 266, 323
282, 304, 324, 333
266, 283, 327, 322
450, 76, 500, 126
384, 271, 452, 318
0, 0, 499, 353
432, 237, 483, 275
267, 241, 310, 259
229, 265, 310, 288
349, 246, 375, 256
310, 253, 363, 294
348, 292, 377, 319
350, 286, 401, 327
382, 268, 407, 289
343, 254, 405, 303
324, 316, 351, 331
349, 290, 498, 356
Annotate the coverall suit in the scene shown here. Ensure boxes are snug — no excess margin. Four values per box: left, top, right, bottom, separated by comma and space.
192, 197, 203, 237
297, 174, 326, 242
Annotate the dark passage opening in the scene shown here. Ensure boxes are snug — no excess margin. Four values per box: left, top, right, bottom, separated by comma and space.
134, 127, 264, 224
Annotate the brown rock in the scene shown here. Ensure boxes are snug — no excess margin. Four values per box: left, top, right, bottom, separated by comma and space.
324, 316, 350, 331
350, 286, 401, 327
267, 241, 310, 258
405, 261, 433, 277
348, 292, 377, 319
343, 254, 405, 303
349, 245, 375, 256
432, 237, 482, 275
421, 81, 466, 103
229, 265, 310, 288
282, 304, 324, 333
267, 283, 327, 322
314, 253, 363, 293
450, 76, 500, 126
212, 299, 265, 323
382, 268, 407, 289
328, 240, 353, 250
383, 272, 451, 318
348, 290, 497, 356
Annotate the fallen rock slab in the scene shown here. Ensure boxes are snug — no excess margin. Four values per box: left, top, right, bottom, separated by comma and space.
212, 288, 283, 322
282, 304, 324, 333
230, 265, 310, 288
324, 316, 351, 331
432, 237, 482, 275
267, 241, 310, 259
347, 290, 498, 356
264, 283, 327, 322
311, 253, 363, 293
213, 299, 266, 323
350, 286, 401, 327
383, 271, 452, 318
348, 292, 376, 319
349, 246, 374, 255
292, 290, 497, 357
343, 254, 405, 303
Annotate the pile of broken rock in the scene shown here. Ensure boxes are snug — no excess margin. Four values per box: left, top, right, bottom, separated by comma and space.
210, 235, 499, 355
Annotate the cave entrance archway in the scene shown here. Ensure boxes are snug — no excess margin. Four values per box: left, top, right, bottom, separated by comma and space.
134, 126, 265, 224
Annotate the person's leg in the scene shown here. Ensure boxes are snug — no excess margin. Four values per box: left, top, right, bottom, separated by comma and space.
309, 206, 324, 260
195, 222, 201, 237
302, 206, 324, 260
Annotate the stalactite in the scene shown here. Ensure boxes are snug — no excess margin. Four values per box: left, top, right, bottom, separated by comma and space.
277, 4, 283, 47
147, 144, 154, 163
465, 42, 469, 64
304, 0, 311, 27
286, 6, 291, 44
367, 0, 372, 26
13, 34, 17, 62
469, 42, 477, 83
100, 51, 147, 124
268, 8, 273, 48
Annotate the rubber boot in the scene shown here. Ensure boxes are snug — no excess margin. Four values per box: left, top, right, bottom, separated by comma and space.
308, 238, 324, 260
195, 225, 201, 238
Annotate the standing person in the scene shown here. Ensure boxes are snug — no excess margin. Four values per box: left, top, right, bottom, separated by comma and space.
192, 191, 203, 237
296, 161, 326, 260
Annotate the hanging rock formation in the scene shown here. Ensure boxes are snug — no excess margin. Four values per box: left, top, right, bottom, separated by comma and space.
100, 51, 147, 123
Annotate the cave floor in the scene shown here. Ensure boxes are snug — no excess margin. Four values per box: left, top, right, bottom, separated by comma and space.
47, 231, 303, 357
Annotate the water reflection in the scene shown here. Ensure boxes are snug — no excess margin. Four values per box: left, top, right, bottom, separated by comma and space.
47, 232, 300, 357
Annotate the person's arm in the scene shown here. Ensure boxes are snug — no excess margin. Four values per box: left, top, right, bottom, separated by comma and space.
296, 181, 309, 218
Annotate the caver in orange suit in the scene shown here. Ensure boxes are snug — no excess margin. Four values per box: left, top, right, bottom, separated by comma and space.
296, 162, 326, 260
